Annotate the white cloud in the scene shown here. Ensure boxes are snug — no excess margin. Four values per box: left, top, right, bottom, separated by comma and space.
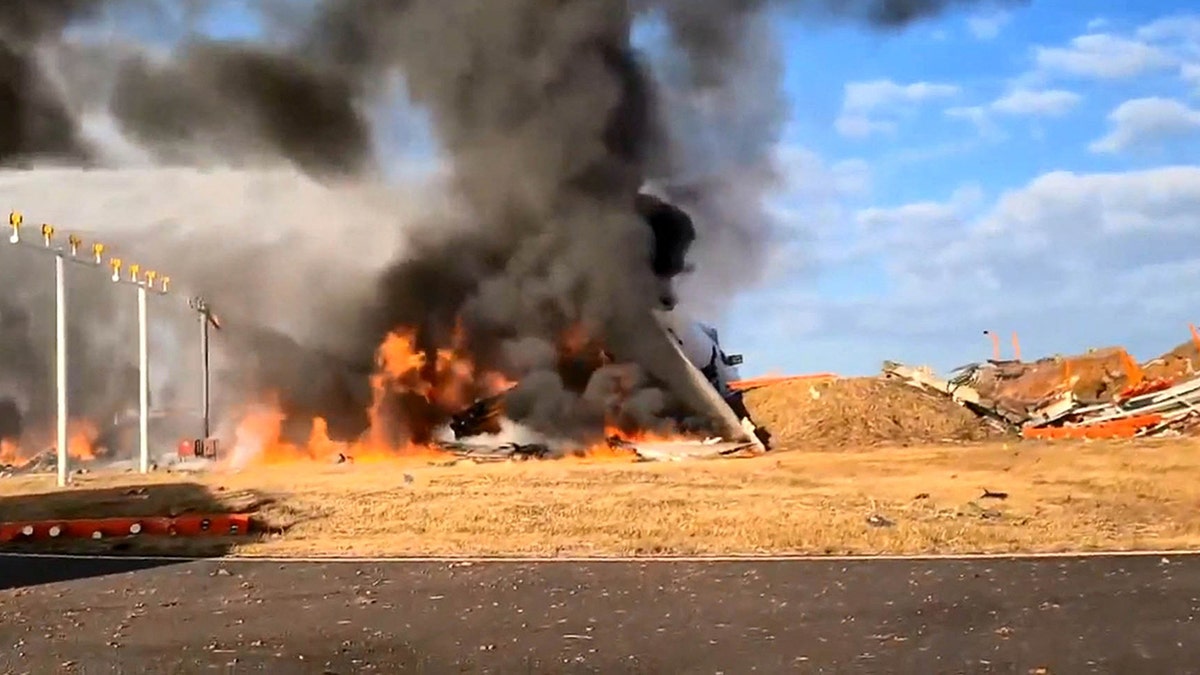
770, 147, 872, 240
944, 88, 1080, 140
834, 114, 895, 139
843, 80, 961, 111
835, 79, 959, 139
1185, 63, 1200, 91
974, 168, 1200, 237
1035, 33, 1175, 79
774, 147, 872, 202
840, 183, 983, 265
797, 167, 1200, 370
991, 88, 1082, 117
945, 105, 1004, 140
1136, 15, 1200, 44
1089, 97, 1200, 153
830, 159, 873, 198
1086, 17, 1109, 32
966, 10, 1011, 41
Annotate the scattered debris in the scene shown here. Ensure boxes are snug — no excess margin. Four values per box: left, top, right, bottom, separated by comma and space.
1, 449, 60, 476
883, 361, 1025, 429
866, 514, 895, 528
434, 437, 755, 463
449, 394, 506, 439
960, 501, 996, 518
623, 439, 759, 462
884, 344, 1200, 442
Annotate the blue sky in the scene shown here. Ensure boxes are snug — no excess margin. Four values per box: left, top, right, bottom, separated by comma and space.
714, 1, 1200, 378
175, 2, 1200, 379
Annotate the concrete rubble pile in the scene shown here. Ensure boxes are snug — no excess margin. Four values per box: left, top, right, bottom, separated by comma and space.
883, 338, 1200, 440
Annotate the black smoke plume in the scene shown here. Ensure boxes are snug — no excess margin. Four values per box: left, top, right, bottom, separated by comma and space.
0, 0, 1024, 453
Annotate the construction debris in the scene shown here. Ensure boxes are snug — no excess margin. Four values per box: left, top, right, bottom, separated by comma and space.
882, 361, 1026, 429
884, 333, 1200, 440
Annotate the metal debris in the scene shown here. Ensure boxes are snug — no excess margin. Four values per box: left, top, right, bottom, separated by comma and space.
435, 441, 552, 463
882, 361, 1025, 430
434, 436, 755, 463
866, 514, 895, 528
1, 449, 60, 477
884, 358, 1200, 440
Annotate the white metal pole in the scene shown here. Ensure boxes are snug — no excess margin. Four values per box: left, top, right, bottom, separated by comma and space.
201, 309, 210, 439
138, 283, 149, 473
54, 253, 68, 488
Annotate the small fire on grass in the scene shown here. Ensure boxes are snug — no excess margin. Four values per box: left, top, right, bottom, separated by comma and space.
227, 322, 699, 468
577, 425, 681, 462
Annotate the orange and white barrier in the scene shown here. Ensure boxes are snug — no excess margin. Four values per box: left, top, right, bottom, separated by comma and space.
728, 373, 839, 391
1021, 414, 1164, 440
0, 513, 254, 543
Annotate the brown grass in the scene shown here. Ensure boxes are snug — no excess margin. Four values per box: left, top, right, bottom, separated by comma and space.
3, 436, 1200, 557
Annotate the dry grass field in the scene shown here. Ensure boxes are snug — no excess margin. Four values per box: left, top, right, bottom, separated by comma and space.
3, 435, 1200, 557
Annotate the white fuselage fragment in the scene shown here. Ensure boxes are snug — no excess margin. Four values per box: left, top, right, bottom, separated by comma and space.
657, 311, 742, 396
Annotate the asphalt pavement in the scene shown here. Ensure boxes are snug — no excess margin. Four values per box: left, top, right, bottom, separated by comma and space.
1, 553, 1199, 673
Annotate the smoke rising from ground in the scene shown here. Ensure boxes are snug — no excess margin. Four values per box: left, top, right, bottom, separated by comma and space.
0, 0, 1020, 452
0, 165, 450, 449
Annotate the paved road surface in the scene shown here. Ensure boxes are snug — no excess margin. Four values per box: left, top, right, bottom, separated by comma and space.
1, 553, 1198, 673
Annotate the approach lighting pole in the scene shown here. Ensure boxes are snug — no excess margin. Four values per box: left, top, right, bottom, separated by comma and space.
7, 212, 103, 487
187, 296, 220, 440
110, 258, 170, 473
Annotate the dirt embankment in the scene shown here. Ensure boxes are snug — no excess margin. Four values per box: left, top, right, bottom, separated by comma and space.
745, 377, 1005, 450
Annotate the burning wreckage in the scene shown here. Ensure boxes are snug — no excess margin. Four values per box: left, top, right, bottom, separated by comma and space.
432, 193, 771, 462
1, 193, 769, 475
199, 192, 774, 468
92, 192, 769, 472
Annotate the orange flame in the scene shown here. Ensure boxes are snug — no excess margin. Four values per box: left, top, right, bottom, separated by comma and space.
229, 320, 705, 467
0, 418, 99, 466
559, 323, 594, 357
230, 325, 516, 467
67, 419, 99, 461
0, 438, 19, 465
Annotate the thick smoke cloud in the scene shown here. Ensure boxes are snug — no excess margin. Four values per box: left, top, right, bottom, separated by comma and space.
0, 0, 1022, 453
109, 42, 374, 176
0, 0, 103, 165
0, 164, 442, 452
302, 0, 1024, 439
